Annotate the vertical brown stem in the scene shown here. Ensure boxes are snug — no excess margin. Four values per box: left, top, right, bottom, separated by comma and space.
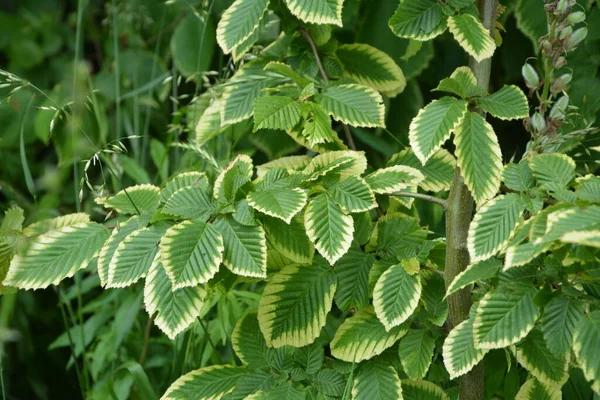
444, 1, 497, 399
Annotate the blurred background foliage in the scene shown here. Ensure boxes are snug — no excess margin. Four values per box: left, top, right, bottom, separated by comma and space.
0, 0, 598, 398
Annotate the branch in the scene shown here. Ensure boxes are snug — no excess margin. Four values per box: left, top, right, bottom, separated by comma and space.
300, 28, 357, 150
391, 191, 447, 209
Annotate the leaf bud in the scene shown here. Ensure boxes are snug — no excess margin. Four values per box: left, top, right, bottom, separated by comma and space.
565, 27, 588, 50
551, 73, 572, 93
567, 11, 585, 25
559, 26, 573, 40
550, 95, 569, 119
522, 64, 540, 88
531, 113, 547, 132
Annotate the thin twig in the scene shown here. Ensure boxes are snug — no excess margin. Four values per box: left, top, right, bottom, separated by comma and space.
138, 316, 153, 365
391, 191, 447, 209
300, 27, 357, 150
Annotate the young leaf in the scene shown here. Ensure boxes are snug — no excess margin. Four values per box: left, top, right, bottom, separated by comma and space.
253, 96, 302, 132
365, 165, 425, 194
96, 184, 161, 215
388, 0, 447, 40
541, 296, 584, 355
330, 306, 408, 362
160, 220, 224, 289
400, 379, 449, 400
247, 187, 307, 223
4, 223, 108, 290
474, 286, 540, 349
408, 97, 468, 164
317, 84, 385, 128
336, 43, 406, 94
398, 329, 436, 379
454, 112, 503, 205
515, 378, 561, 400
163, 187, 216, 221
262, 216, 314, 264
468, 194, 524, 262
443, 315, 489, 379
304, 194, 354, 265
433, 66, 487, 98
373, 263, 422, 330
214, 216, 267, 278
388, 148, 456, 192
144, 259, 205, 340
572, 310, 600, 384
529, 153, 576, 193
162, 365, 248, 400
284, 0, 344, 26
333, 250, 373, 312
301, 103, 335, 146
330, 176, 377, 212
446, 258, 502, 297
512, 328, 569, 387
161, 172, 209, 203
257, 263, 336, 348
352, 361, 403, 400
216, 0, 269, 54
213, 154, 254, 204
475, 85, 529, 120
447, 13, 495, 62
107, 224, 167, 288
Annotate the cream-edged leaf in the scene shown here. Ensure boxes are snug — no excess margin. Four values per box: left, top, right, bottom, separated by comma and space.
389, 0, 447, 41
388, 148, 456, 192
529, 153, 576, 193
262, 215, 314, 265
216, 0, 269, 54
400, 379, 448, 400
446, 258, 502, 297
572, 311, 600, 384
247, 188, 307, 223
515, 379, 561, 400
373, 263, 421, 331
256, 156, 312, 178
253, 96, 302, 132
161, 172, 209, 203
232, 312, 286, 369
352, 361, 403, 400
317, 84, 385, 128
162, 365, 248, 400
303, 150, 368, 182
443, 316, 489, 379
213, 154, 254, 204
163, 187, 216, 221
398, 329, 436, 379
284, 0, 343, 26
214, 216, 267, 278
541, 296, 585, 355
330, 176, 377, 213
333, 250, 373, 312
365, 165, 425, 194
447, 13, 495, 62
475, 85, 529, 120
257, 262, 336, 348
96, 184, 161, 215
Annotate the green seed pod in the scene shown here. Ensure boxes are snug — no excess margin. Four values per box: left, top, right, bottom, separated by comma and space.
556, 0, 568, 13
567, 11, 586, 25
550, 95, 569, 119
560, 26, 573, 40
565, 27, 588, 50
551, 73, 573, 93
531, 113, 546, 132
522, 64, 540, 88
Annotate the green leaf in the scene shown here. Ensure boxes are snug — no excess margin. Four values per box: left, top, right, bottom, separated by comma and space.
216, 0, 269, 54
160, 220, 224, 289
262, 216, 314, 265
512, 328, 569, 387
330, 306, 408, 362
264, 62, 311, 88
162, 365, 248, 400
515, 379, 561, 400
541, 296, 584, 355
245, 383, 306, 400
107, 224, 166, 288
98, 216, 147, 287
389, 0, 447, 41
301, 103, 335, 146
233, 312, 285, 369
333, 250, 373, 311
253, 96, 302, 132
352, 361, 403, 400
317, 84, 385, 128
573, 310, 600, 383
468, 194, 524, 262
248, 188, 307, 224
336, 43, 406, 94
314, 369, 345, 396
257, 263, 336, 348
409, 97, 468, 164
515, 0, 547, 51
144, 260, 205, 340
446, 258, 502, 297
373, 263, 421, 330
294, 342, 324, 375
163, 187, 216, 221
304, 194, 354, 265
214, 216, 267, 278
162, 172, 209, 203
96, 184, 161, 215
475, 85, 529, 120
443, 315, 489, 379
4, 222, 108, 290
171, 14, 215, 77
502, 161, 534, 192
454, 111, 503, 205
329, 176, 377, 212
214, 154, 254, 204
398, 329, 436, 379
433, 66, 487, 99
529, 153, 576, 193
474, 286, 540, 349
388, 148, 456, 192
420, 270, 448, 326
365, 165, 425, 194
1, 207, 24, 231
447, 13, 495, 62
284, 0, 343, 26
401, 379, 448, 400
